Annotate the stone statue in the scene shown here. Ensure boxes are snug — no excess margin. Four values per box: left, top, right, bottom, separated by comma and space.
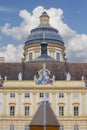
18, 72, 22, 81
66, 72, 71, 81
4, 75, 7, 81
43, 63, 46, 69
52, 75, 55, 81
81, 76, 84, 81
34, 75, 36, 81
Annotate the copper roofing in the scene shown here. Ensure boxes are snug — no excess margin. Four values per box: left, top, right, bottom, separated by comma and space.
39, 11, 50, 18
25, 25, 64, 46
29, 99, 59, 126
25, 11, 64, 46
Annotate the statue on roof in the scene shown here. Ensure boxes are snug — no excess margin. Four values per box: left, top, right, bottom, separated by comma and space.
66, 72, 71, 81
4, 75, 7, 81
18, 72, 22, 81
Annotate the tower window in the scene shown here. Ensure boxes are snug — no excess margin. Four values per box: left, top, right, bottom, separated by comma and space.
29, 52, 32, 61
41, 44, 47, 55
56, 52, 60, 61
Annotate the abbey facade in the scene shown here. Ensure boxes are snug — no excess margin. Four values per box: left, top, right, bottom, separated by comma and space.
0, 11, 87, 130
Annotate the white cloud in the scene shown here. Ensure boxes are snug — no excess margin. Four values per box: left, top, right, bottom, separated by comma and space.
0, 6, 87, 62
0, 7, 43, 40
0, 44, 23, 62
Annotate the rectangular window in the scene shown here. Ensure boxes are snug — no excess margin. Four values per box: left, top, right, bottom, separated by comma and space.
59, 125, 64, 130
74, 93, 78, 98
74, 107, 78, 116
74, 125, 79, 130
59, 106, 64, 116
10, 125, 14, 130
10, 106, 15, 116
25, 106, 29, 116
45, 93, 49, 98
56, 52, 60, 61
40, 93, 44, 98
29, 52, 32, 61
59, 93, 64, 98
25, 93, 30, 98
10, 93, 15, 98
25, 125, 29, 130
39, 93, 49, 98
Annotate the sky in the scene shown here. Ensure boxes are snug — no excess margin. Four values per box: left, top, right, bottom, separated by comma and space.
0, 0, 87, 62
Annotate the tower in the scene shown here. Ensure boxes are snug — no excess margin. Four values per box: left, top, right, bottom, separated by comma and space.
24, 11, 65, 62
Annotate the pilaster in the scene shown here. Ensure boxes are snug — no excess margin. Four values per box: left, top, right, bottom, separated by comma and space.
66, 92, 71, 116
32, 92, 37, 115
52, 91, 56, 113
3, 91, 7, 116
81, 92, 86, 115
18, 91, 22, 116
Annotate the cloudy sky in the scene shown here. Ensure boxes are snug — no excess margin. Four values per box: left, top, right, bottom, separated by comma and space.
0, 0, 87, 62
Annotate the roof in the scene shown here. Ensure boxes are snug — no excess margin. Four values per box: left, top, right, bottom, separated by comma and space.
0, 62, 87, 80
39, 11, 50, 18
25, 11, 64, 47
31, 54, 56, 61
25, 25, 64, 46
29, 99, 60, 126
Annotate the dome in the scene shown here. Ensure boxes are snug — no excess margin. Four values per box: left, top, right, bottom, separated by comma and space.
25, 11, 64, 46
25, 25, 64, 46
39, 11, 50, 18
24, 11, 65, 62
